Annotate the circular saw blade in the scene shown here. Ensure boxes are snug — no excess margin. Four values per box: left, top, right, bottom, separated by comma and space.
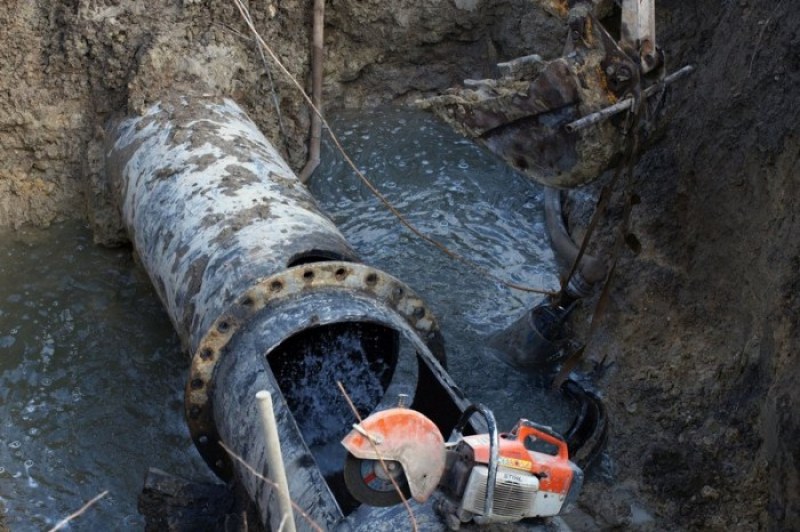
343, 452, 411, 507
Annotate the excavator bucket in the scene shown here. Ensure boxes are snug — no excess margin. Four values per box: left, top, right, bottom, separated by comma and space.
419, 1, 646, 189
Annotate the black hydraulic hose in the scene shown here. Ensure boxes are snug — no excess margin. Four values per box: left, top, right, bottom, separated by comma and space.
544, 187, 608, 298
561, 379, 608, 469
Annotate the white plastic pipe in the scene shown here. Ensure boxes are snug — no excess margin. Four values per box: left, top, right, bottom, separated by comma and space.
256, 390, 297, 532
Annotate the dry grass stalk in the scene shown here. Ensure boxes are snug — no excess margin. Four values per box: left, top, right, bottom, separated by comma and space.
218, 441, 325, 532
48, 490, 109, 532
234, 2, 287, 142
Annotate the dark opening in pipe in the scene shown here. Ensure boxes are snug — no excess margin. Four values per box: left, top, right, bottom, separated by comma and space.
108, 96, 472, 528
287, 251, 351, 268
267, 321, 399, 512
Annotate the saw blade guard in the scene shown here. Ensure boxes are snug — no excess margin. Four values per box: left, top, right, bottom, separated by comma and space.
341, 407, 446, 503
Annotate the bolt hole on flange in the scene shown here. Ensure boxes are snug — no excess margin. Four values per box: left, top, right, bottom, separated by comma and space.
365, 273, 379, 285
303, 270, 315, 281
270, 280, 283, 292
217, 320, 230, 333
335, 267, 347, 280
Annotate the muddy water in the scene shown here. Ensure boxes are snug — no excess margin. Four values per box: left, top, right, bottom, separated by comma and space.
311, 108, 573, 431
0, 107, 575, 528
0, 225, 211, 529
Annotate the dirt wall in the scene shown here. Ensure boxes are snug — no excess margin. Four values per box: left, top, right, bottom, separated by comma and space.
1, 0, 319, 242
0, 0, 564, 243
570, 1, 799, 529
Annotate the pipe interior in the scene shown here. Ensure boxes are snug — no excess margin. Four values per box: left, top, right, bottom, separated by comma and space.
267, 321, 400, 513
286, 250, 351, 267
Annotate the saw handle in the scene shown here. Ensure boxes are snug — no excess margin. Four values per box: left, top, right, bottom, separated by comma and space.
513, 419, 569, 460
452, 404, 498, 519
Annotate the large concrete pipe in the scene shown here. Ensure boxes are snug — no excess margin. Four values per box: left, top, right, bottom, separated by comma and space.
106, 96, 472, 530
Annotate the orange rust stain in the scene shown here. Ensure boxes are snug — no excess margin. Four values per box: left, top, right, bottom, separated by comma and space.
584, 17, 595, 47
596, 66, 619, 103
554, 0, 569, 17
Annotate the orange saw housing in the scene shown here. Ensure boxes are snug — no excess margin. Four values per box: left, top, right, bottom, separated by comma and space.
439, 418, 583, 521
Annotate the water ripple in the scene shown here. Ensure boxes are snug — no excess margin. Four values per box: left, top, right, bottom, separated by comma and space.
0, 223, 212, 529
311, 108, 571, 432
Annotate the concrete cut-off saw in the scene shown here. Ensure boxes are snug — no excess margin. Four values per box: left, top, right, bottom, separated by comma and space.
341, 402, 583, 529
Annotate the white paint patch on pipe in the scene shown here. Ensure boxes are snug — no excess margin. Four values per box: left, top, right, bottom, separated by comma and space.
108, 97, 355, 352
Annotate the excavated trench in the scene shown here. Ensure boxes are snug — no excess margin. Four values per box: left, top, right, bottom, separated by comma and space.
1, 1, 799, 530
0, 105, 567, 529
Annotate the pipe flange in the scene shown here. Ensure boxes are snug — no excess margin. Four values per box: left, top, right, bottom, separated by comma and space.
185, 261, 446, 479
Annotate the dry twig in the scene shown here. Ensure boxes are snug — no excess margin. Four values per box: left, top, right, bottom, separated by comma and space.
48, 490, 109, 532
219, 441, 325, 532
235, 3, 287, 142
